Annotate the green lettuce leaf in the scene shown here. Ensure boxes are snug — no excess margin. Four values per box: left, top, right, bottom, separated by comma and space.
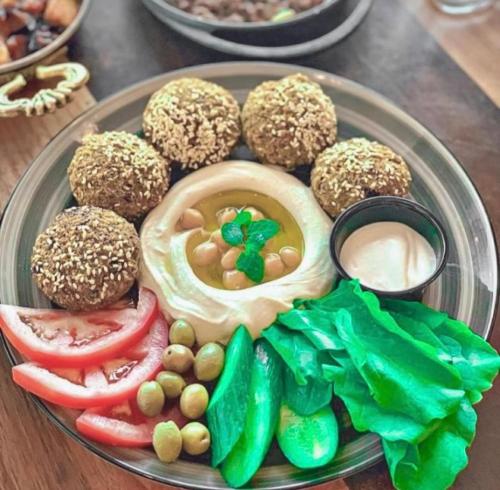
309, 281, 465, 426
382, 299, 500, 404
294, 278, 353, 312
283, 366, 333, 416
261, 324, 321, 385
333, 304, 464, 426
265, 279, 499, 490
278, 308, 344, 351
262, 324, 333, 416
384, 398, 477, 490
323, 353, 432, 443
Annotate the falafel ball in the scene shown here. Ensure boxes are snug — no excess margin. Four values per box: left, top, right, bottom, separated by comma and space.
31, 206, 140, 310
242, 74, 337, 169
311, 138, 412, 217
143, 78, 241, 170
68, 131, 170, 221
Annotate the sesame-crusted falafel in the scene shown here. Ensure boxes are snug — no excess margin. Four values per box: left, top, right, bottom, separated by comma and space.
143, 78, 241, 170
311, 138, 412, 217
31, 206, 140, 310
242, 74, 337, 169
68, 131, 170, 221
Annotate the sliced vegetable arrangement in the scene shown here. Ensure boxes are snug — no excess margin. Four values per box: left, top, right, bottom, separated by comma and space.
207, 325, 253, 467
221, 339, 282, 488
207, 326, 340, 487
75, 400, 187, 447
12, 314, 168, 408
0, 288, 157, 367
1, 291, 220, 462
1, 281, 498, 490
262, 279, 500, 490
276, 403, 338, 469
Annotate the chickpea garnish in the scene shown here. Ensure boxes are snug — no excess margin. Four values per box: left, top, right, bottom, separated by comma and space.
210, 229, 230, 251
180, 208, 205, 229
244, 206, 264, 221
223, 270, 249, 290
217, 207, 238, 226
193, 242, 220, 266
280, 246, 301, 269
264, 253, 285, 278
221, 247, 241, 270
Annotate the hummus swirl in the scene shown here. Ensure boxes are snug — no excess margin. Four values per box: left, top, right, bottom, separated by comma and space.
140, 161, 335, 345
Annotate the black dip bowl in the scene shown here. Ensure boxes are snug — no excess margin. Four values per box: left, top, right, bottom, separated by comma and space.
329, 196, 449, 300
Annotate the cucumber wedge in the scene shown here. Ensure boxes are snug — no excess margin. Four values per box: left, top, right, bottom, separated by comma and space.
207, 325, 253, 467
276, 402, 339, 469
221, 339, 282, 488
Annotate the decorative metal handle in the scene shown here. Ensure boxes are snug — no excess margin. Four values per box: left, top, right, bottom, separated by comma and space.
0, 62, 89, 118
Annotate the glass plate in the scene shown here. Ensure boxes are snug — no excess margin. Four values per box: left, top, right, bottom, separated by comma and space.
0, 62, 497, 489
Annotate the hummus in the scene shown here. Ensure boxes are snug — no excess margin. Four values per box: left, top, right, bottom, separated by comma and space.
140, 161, 335, 345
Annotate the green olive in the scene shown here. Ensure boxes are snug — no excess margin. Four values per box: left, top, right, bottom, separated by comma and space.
180, 422, 211, 455
156, 370, 186, 399
152, 421, 182, 463
194, 342, 225, 382
136, 381, 165, 417
162, 344, 194, 373
169, 319, 196, 347
180, 384, 209, 419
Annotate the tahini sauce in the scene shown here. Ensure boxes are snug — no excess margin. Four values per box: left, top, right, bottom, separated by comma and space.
339, 222, 436, 291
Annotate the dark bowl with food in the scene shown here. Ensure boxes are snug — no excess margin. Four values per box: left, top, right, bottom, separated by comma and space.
0, 0, 90, 117
142, 0, 344, 35
0, 0, 90, 78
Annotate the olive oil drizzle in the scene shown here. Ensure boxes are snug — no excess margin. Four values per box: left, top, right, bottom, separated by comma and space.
186, 190, 304, 289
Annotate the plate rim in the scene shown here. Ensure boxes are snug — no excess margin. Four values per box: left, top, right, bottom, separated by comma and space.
0, 61, 497, 489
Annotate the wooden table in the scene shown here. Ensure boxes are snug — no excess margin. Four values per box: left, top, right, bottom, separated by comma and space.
0, 0, 499, 489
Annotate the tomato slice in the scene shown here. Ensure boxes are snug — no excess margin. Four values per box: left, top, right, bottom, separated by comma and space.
0, 288, 157, 367
12, 314, 168, 409
124, 331, 151, 360
76, 400, 187, 447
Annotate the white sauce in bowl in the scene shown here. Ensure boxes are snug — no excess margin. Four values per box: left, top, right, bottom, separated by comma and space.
339, 222, 437, 292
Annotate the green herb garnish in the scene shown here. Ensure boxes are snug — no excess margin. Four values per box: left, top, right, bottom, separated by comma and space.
221, 223, 244, 246
221, 211, 280, 283
234, 211, 252, 226
236, 250, 264, 283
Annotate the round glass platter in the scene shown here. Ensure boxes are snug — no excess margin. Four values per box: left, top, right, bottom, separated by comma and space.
0, 62, 497, 489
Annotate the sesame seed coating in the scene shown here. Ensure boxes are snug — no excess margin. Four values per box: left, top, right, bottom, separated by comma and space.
242, 74, 337, 169
68, 131, 170, 221
143, 78, 241, 170
31, 206, 140, 311
311, 138, 412, 217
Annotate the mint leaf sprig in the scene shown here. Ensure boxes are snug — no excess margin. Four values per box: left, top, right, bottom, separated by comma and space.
221, 211, 280, 283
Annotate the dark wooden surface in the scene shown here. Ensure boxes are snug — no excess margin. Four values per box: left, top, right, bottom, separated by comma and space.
1, 0, 498, 489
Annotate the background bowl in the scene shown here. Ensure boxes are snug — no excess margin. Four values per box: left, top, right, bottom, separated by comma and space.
0, 0, 91, 82
141, 0, 372, 59
142, 0, 342, 33
0, 62, 497, 489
